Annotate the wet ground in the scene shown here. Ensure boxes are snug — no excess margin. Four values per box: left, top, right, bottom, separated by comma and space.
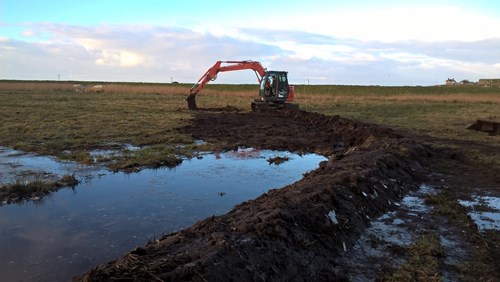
333, 183, 500, 281
459, 194, 500, 232
2, 108, 499, 281
0, 147, 91, 186
76, 109, 498, 281
0, 146, 324, 281
333, 184, 440, 280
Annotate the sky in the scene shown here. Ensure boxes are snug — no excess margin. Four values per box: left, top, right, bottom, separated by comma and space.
1, 0, 500, 85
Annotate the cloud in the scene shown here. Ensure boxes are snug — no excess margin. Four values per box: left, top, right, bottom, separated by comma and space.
94, 50, 144, 67
278, 5, 500, 42
0, 23, 499, 85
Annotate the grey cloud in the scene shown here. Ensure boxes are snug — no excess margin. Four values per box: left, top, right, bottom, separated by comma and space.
355, 38, 500, 64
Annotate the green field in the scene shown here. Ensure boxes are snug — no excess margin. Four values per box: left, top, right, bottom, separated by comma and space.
1, 80, 499, 168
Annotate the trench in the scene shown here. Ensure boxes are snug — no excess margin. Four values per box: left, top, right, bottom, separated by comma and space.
0, 147, 326, 281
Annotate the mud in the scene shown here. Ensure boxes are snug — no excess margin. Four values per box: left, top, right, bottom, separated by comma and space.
78, 109, 499, 281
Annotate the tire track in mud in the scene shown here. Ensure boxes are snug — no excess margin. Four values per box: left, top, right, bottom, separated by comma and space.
77, 109, 453, 281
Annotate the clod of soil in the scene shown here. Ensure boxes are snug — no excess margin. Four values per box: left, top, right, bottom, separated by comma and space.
467, 119, 500, 135
267, 156, 290, 165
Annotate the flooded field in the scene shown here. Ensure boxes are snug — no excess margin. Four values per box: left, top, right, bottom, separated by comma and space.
0, 147, 325, 281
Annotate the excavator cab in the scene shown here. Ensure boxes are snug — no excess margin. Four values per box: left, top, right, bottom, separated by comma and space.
252, 71, 298, 110
259, 71, 289, 102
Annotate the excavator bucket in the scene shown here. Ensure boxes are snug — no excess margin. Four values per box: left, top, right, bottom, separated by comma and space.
186, 94, 197, 110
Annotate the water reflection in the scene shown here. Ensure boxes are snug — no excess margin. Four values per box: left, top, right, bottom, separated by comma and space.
0, 148, 325, 281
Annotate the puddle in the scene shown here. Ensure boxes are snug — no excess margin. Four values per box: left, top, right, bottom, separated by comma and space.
0, 147, 326, 281
458, 195, 500, 232
0, 147, 97, 185
88, 144, 141, 163
334, 184, 467, 282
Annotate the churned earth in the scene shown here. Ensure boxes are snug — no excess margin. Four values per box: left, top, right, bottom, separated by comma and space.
77, 108, 499, 281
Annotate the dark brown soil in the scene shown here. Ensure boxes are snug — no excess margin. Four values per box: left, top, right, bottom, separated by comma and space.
467, 119, 500, 135
77, 109, 499, 281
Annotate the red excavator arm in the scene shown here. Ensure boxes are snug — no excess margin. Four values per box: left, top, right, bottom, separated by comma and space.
187, 61, 267, 109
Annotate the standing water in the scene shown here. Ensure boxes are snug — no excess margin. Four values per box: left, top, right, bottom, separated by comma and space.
0, 147, 326, 281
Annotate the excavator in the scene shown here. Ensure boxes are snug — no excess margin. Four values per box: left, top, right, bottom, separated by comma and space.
186, 60, 298, 111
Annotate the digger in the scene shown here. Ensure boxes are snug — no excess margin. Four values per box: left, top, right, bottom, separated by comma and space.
186, 61, 298, 111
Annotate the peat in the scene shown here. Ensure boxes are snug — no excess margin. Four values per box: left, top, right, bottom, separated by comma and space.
77, 109, 498, 281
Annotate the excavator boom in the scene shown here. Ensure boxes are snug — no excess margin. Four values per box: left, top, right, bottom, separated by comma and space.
187, 61, 267, 110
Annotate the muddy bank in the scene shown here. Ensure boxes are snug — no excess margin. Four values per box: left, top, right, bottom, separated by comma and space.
78, 109, 437, 281
180, 109, 403, 154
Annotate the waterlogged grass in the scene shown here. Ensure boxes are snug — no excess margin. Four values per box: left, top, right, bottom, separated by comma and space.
0, 174, 79, 204
61, 150, 94, 164
425, 192, 472, 225
380, 233, 444, 282
108, 145, 182, 172
425, 191, 498, 280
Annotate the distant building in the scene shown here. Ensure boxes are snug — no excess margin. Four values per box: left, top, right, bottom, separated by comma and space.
445, 78, 457, 85
478, 79, 500, 87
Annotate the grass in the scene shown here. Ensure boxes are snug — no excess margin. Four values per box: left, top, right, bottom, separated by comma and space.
425, 192, 472, 225
0, 81, 193, 167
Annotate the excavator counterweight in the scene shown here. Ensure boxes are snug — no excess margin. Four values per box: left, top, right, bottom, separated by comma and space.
187, 60, 298, 111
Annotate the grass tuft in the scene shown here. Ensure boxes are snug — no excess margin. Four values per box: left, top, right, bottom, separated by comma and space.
0, 174, 79, 204
109, 145, 182, 172
380, 233, 444, 282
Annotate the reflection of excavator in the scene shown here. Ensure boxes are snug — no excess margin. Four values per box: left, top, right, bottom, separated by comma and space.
186, 60, 298, 111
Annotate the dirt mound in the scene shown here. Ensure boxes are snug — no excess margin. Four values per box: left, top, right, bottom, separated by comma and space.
180, 109, 402, 154
467, 119, 500, 135
190, 105, 243, 112
78, 109, 434, 281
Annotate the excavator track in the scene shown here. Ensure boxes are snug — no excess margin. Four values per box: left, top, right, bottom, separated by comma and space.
251, 100, 299, 111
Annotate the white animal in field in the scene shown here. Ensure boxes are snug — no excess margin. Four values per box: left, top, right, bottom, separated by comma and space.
73, 84, 87, 93
91, 85, 104, 93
